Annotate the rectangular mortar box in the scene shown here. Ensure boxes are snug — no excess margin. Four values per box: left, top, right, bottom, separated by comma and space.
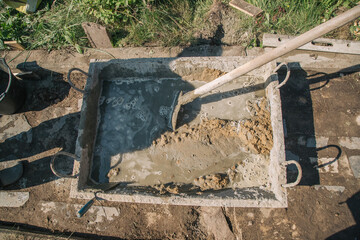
70, 56, 288, 208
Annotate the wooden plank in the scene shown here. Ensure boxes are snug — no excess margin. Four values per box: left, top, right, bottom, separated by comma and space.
229, 0, 263, 17
263, 33, 360, 55
81, 22, 113, 49
4, 41, 25, 50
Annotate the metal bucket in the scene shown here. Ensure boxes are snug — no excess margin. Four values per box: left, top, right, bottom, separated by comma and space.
0, 58, 26, 115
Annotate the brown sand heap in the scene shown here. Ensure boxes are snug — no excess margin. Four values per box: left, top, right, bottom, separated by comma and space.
153, 97, 273, 155
238, 98, 273, 154
194, 173, 230, 191
154, 184, 180, 195
153, 119, 238, 147
107, 167, 120, 178
182, 68, 227, 82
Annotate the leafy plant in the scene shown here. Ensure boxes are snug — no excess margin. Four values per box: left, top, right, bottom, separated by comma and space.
0, 0, 358, 51
248, 0, 358, 35
350, 18, 360, 40
79, 0, 143, 25
0, 0, 94, 52
0, 3, 31, 48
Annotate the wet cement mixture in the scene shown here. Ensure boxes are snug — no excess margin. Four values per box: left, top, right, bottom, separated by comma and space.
108, 97, 273, 193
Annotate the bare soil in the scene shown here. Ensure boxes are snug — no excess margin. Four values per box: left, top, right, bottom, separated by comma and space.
192, 1, 254, 46
0, 46, 359, 240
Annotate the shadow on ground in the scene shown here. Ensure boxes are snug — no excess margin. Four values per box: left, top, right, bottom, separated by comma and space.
177, 25, 224, 57
326, 191, 360, 239
278, 64, 359, 186
16, 61, 69, 113
1, 112, 80, 189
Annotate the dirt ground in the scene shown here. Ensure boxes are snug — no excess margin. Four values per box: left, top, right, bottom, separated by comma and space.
0, 4, 360, 238
0, 47, 359, 240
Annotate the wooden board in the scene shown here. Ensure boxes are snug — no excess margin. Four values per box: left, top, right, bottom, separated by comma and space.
4, 41, 25, 50
229, 0, 263, 17
263, 33, 360, 55
81, 22, 113, 49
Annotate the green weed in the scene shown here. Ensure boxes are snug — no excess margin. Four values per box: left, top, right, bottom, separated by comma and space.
0, 0, 93, 52
118, 0, 213, 47
242, 0, 358, 47
79, 0, 142, 25
0, 0, 358, 51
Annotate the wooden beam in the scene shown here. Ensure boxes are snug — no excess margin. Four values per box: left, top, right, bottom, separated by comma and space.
229, 0, 263, 17
263, 33, 360, 55
4, 41, 25, 50
81, 22, 113, 49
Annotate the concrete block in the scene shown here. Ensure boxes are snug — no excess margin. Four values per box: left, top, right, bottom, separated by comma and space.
200, 207, 235, 240
349, 156, 360, 178
339, 137, 360, 150
314, 185, 345, 193
0, 191, 29, 207
0, 114, 31, 143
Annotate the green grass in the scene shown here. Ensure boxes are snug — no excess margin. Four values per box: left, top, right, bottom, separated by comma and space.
238, 0, 359, 47
0, 0, 358, 51
118, 0, 213, 47
0, 0, 94, 52
248, 0, 357, 34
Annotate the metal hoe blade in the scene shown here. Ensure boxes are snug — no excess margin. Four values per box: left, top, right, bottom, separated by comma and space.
167, 91, 182, 130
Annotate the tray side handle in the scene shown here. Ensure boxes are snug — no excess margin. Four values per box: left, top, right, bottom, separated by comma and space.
50, 151, 80, 178
67, 68, 88, 93
282, 160, 302, 188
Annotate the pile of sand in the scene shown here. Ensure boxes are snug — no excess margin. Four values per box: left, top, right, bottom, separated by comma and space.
154, 184, 180, 194
153, 119, 238, 147
237, 98, 273, 154
153, 97, 273, 155
182, 68, 227, 82
194, 173, 230, 191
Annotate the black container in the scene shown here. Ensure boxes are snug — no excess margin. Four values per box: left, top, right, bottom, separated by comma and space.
0, 58, 26, 115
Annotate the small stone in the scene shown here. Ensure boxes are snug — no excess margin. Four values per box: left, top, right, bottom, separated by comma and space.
247, 212, 254, 218
198, 177, 205, 185
166, 185, 179, 194
212, 174, 221, 181
292, 231, 300, 238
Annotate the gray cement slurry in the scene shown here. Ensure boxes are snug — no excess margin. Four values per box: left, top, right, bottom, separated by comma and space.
92, 78, 192, 183
91, 77, 268, 190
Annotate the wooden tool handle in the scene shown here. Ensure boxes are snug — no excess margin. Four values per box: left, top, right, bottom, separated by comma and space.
192, 4, 360, 96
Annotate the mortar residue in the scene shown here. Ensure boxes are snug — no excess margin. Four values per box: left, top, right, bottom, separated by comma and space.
238, 98, 273, 154
182, 68, 227, 82
194, 173, 230, 191
153, 97, 273, 155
